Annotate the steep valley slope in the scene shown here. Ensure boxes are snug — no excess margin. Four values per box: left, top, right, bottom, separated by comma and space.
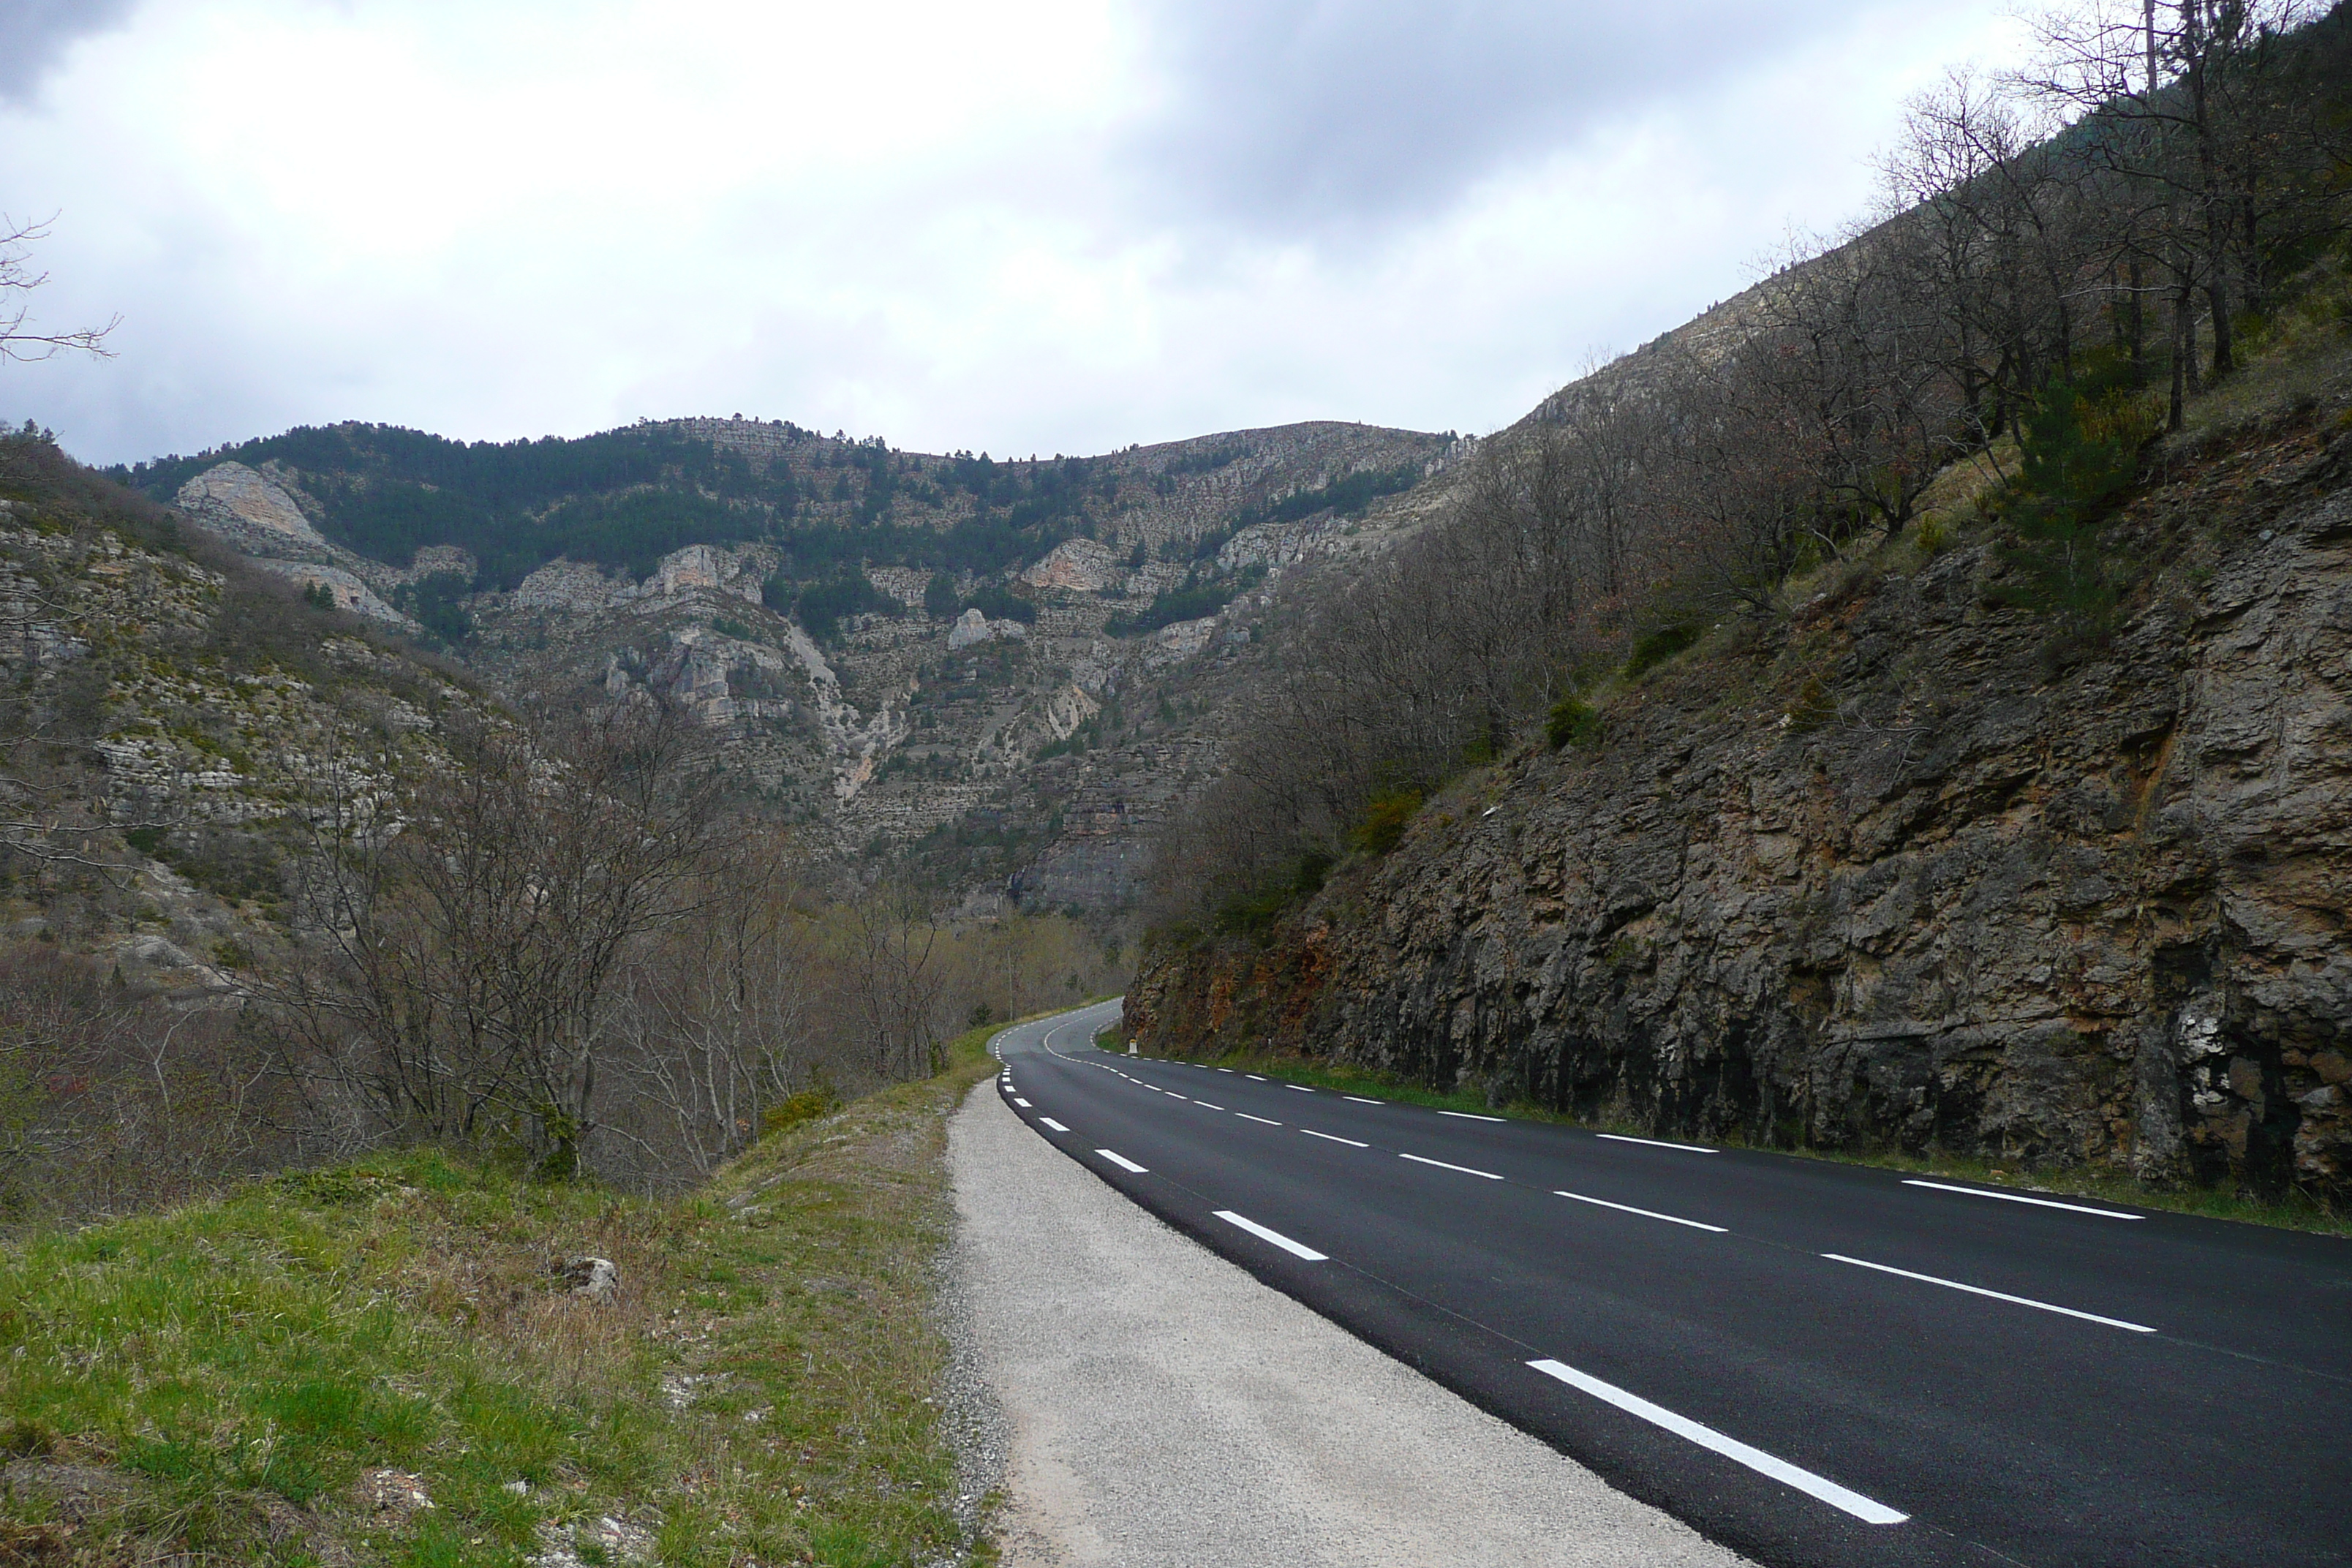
1129, 377, 2352, 1207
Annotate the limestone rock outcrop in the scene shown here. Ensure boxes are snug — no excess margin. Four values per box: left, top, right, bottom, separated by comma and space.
174, 461, 329, 550
244, 559, 414, 627
557, 1256, 619, 1301
1021, 537, 1123, 592
515, 557, 623, 612
515, 545, 767, 615
947, 607, 1027, 649
172, 461, 417, 627
633, 543, 763, 606
1142, 616, 1218, 669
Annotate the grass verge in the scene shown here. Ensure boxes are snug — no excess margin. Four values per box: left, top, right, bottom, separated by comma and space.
0, 1027, 1006, 1567
1131, 1042, 2349, 1239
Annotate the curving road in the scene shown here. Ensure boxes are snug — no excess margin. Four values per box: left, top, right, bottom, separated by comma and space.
984, 1001, 2352, 1568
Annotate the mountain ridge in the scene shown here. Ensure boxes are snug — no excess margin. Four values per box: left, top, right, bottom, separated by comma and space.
107, 413, 1465, 911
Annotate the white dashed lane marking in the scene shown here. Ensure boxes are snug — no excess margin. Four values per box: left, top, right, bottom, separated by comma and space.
1039, 1117, 1068, 1133
1301, 1128, 1369, 1148
1901, 1180, 2141, 1219
1556, 1190, 1727, 1233
1401, 1152, 1503, 1180
1526, 1360, 1907, 1526
1096, 1149, 1147, 1173
1597, 1134, 1717, 1155
1214, 1210, 1328, 1261
1822, 1254, 2157, 1333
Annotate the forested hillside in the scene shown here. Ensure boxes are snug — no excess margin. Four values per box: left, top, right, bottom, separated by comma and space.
1130, 0, 2352, 1210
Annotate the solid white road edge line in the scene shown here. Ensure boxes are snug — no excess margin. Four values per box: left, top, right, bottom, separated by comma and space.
1214, 1210, 1328, 1261
1095, 1149, 1147, 1173
1901, 1180, 2142, 1219
1439, 1110, 1506, 1123
1526, 1360, 1907, 1526
1401, 1152, 1504, 1180
1820, 1253, 2157, 1333
1040, 1118, 1068, 1133
1556, 1191, 1727, 1233
1301, 1128, 1370, 1147
1597, 1133, 1717, 1155
1236, 1112, 1284, 1126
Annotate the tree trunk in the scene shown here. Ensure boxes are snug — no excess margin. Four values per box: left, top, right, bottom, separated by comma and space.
2168, 282, 2188, 431
2127, 261, 2146, 385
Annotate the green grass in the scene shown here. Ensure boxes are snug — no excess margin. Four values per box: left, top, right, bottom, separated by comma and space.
1757, 1139, 2347, 1235
1123, 1042, 2350, 1238
0, 1028, 1007, 1567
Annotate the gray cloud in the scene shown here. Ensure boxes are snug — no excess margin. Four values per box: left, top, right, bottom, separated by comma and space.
1123, 1, 1870, 233
0, 0, 2023, 467
0, 0, 142, 104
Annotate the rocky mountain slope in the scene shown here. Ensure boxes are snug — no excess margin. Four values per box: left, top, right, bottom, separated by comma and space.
123, 418, 1465, 913
1127, 356, 2352, 1206
1, 432, 489, 998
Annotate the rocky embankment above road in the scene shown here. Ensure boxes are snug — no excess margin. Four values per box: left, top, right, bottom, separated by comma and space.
1131, 419, 2352, 1205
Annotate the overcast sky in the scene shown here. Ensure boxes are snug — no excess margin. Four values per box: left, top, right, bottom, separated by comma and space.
0, 0, 2029, 468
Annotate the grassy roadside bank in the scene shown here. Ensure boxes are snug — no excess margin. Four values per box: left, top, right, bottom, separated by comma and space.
0, 1025, 1009, 1568
1101, 1030, 2348, 1239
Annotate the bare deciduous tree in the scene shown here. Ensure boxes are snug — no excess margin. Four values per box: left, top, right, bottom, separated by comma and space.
842, 877, 946, 1081
2013, 0, 2341, 422
271, 697, 732, 1175
0, 216, 116, 364
604, 831, 818, 1180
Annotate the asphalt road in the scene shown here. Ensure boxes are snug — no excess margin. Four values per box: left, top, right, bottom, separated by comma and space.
951, 1033, 1747, 1567
989, 1001, 2352, 1568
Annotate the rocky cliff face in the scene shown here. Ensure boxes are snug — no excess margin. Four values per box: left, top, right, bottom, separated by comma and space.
1128, 419, 2352, 1204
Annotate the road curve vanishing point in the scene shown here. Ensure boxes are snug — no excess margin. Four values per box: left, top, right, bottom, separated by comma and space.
974, 1000, 2352, 1568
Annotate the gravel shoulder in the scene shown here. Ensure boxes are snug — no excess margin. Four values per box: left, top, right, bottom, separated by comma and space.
947, 1074, 1753, 1567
